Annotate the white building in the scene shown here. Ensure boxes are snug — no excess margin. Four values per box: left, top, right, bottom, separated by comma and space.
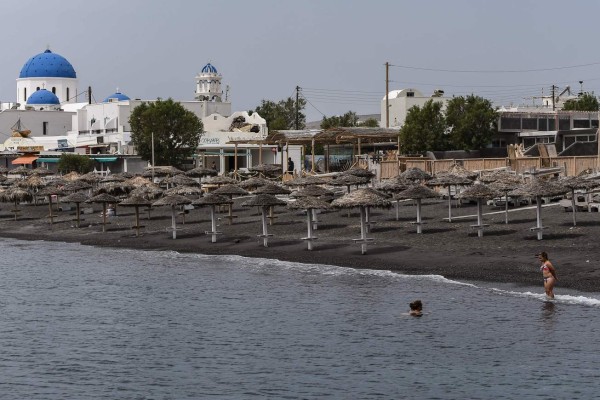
380, 88, 448, 129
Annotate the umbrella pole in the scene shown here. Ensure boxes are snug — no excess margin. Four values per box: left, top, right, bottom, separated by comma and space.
347, 185, 351, 217
48, 196, 53, 227
261, 206, 269, 247
395, 200, 399, 221
360, 206, 367, 254
536, 196, 543, 240
171, 205, 177, 239
448, 186, 452, 222
228, 203, 233, 225
269, 205, 274, 226
365, 206, 371, 233
76, 203, 81, 228
13, 199, 18, 221
571, 188, 577, 226
102, 203, 107, 233
312, 208, 318, 230
307, 209, 314, 250
416, 198, 422, 234
477, 199, 483, 238
504, 191, 509, 224
210, 205, 217, 243
135, 206, 140, 237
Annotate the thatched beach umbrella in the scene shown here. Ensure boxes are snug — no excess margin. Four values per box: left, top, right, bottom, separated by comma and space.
253, 184, 291, 225
284, 175, 327, 187
18, 175, 45, 190
162, 174, 200, 188
249, 163, 282, 177
241, 194, 286, 247
152, 194, 192, 239
427, 173, 473, 223
87, 193, 120, 233
204, 175, 237, 187
559, 176, 599, 226
487, 175, 522, 224
213, 184, 249, 225
9, 166, 32, 177
457, 184, 499, 237
62, 171, 81, 182
479, 170, 518, 184
343, 168, 375, 181
192, 194, 233, 242
125, 176, 153, 188
78, 172, 102, 185
290, 185, 334, 198
63, 180, 92, 193
287, 196, 331, 250
446, 164, 478, 180
61, 192, 89, 228
100, 174, 127, 183
0, 166, 8, 175
31, 167, 53, 176
331, 188, 391, 254
509, 179, 568, 240
164, 185, 204, 197
331, 174, 368, 193
237, 176, 272, 191
36, 186, 66, 226
185, 167, 218, 178
394, 185, 440, 234
0, 186, 33, 220
400, 167, 432, 182
120, 195, 153, 237
375, 177, 413, 221
143, 166, 183, 178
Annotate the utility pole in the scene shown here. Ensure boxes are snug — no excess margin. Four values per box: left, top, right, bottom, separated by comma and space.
385, 62, 390, 128
88, 86, 92, 105
551, 84, 556, 111
295, 86, 300, 130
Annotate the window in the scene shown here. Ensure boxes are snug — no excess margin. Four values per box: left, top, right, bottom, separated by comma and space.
23, 88, 27, 101
548, 119, 556, 131
66, 88, 70, 101
500, 117, 521, 130
564, 136, 575, 148
538, 118, 547, 131
36, 87, 40, 91
522, 118, 537, 130
491, 139, 506, 148
406, 91, 414, 97
52, 87, 56, 94
573, 119, 590, 129
43, 122, 48, 135
559, 117, 570, 131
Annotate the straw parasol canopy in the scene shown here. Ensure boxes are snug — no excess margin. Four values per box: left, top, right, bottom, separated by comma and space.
9, 166, 33, 176
185, 167, 218, 178
62, 180, 92, 192
375, 177, 413, 193
212, 184, 249, 197
192, 193, 233, 206
0, 187, 33, 220
78, 172, 102, 184
332, 188, 391, 209
130, 184, 163, 200
253, 183, 291, 195
284, 175, 327, 187
162, 174, 200, 187
479, 170, 519, 184
290, 185, 334, 198
61, 192, 90, 228
31, 167, 53, 176
125, 176, 153, 188
62, 171, 82, 181
330, 174, 369, 190
164, 185, 204, 196
249, 163, 282, 176
509, 179, 568, 240
237, 176, 272, 190
100, 174, 127, 183
204, 176, 237, 186
400, 168, 432, 182
343, 168, 375, 179
87, 193, 121, 232
96, 181, 134, 196
0, 166, 9, 174
445, 164, 478, 180
143, 166, 183, 177
120, 194, 154, 237
17, 175, 45, 189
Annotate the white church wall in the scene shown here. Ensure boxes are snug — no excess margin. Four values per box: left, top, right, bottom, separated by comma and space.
0, 109, 74, 138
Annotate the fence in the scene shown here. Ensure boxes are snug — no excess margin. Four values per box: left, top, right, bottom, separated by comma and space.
379, 156, 600, 179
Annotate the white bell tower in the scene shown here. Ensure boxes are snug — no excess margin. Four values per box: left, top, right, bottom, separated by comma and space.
195, 63, 222, 102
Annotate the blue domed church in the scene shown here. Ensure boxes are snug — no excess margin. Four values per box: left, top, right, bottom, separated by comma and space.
16, 48, 78, 109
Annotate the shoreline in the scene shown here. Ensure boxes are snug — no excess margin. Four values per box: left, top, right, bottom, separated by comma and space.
1, 197, 599, 293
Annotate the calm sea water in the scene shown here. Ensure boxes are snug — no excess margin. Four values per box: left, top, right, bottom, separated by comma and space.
0, 238, 599, 399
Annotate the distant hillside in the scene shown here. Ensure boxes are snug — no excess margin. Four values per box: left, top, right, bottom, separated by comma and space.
305, 114, 381, 129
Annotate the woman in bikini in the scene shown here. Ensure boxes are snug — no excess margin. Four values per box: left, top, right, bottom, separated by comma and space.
537, 252, 557, 299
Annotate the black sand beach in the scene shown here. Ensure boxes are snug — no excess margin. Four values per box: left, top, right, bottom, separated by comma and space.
1, 196, 599, 292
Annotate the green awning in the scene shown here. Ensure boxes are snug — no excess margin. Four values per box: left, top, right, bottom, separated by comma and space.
36, 158, 60, 163
92, 157, 118, 162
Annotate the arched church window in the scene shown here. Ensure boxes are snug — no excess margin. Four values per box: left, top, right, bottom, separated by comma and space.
52, 87, 56, 94
67, 88, 70, 101
36, 87, 40, 91
24, 88, 27, 101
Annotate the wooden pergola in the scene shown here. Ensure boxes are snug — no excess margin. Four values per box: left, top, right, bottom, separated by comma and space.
227, 127, 400, 174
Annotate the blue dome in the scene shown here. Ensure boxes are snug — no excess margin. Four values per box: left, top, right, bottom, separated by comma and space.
201, 63, 217, 73
103, 92, 131, 102
19, 49, 76, 79
26, 89, 60, 105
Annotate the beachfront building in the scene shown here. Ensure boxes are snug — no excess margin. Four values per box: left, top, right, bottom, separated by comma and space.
380, 88, 448, 129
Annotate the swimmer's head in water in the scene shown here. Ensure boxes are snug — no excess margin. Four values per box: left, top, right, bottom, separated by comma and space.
410, 300, 422, 311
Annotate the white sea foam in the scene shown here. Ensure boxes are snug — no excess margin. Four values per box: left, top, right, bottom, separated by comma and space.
490, 288, 600, 307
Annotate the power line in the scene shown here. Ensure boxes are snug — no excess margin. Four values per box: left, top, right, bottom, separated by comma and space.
389, 61, 600, 73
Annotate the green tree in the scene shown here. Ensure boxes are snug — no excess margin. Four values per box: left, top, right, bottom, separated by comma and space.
562, 93, 600, 111
399, 100, 447, 153
57, 153, 95, 174
320, 111, 359, 129
254, 96, 306, 130
360, 117, 380, 127
129, 98, 203, 168
445, 95, 498, 150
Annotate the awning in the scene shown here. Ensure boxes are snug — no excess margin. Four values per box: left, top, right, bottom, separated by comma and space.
11, 155, 39, 165
36, 158, 60, 163
92, 157, 117, 162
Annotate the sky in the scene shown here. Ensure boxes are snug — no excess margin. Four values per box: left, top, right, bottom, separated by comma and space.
3, 0, 600, 123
